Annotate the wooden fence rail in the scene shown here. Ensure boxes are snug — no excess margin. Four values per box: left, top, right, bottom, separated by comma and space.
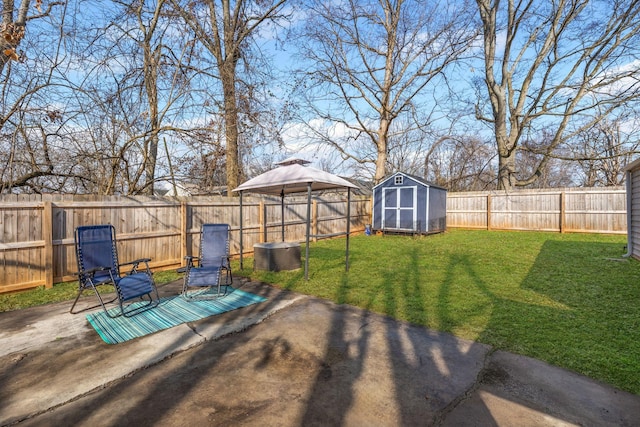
0, 195, 370, 294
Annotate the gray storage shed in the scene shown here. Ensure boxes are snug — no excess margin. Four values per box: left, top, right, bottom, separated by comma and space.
372, 172, 447, 234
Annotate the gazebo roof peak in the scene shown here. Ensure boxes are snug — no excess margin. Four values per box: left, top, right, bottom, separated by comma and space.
276, 157, 311, 167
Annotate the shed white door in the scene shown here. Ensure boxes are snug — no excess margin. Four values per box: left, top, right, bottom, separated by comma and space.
382, 186, 417, 230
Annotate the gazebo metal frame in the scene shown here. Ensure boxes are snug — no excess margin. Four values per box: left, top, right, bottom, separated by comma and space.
232, 158, 358, 280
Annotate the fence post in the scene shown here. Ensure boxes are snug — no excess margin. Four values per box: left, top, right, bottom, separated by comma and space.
560, 192, 566, 233
312, 199, 318, 242
43, 201, 53, 288
487, 194, 492, 230
259, 200, 266, 243
369, 198, 374, 228
181, 201, 188, 267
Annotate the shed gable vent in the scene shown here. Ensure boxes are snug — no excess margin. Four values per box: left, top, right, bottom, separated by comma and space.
394, 175, 403, 185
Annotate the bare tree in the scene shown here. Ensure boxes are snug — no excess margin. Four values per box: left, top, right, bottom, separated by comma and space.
571, 113, 640, 186
424, 135, 497, 191
0, 0, 75, 193
131, 0, 166, 195
91, 0, 208, 195
2, 0, 286, 195
293, 0, 479, 183
386, 122, 436, 177
66, 77, 156, 194
517, 134, 578, 189
176, 117, 228, 194
474, 0, 640, 190
1, 0, 63, 74
170, 0, 289, 194
57, 0, 218, 195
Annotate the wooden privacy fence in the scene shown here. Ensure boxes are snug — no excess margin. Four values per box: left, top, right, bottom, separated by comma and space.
447, 187, 627, 234
0, 187, 628, 294
0, 195, 370, 294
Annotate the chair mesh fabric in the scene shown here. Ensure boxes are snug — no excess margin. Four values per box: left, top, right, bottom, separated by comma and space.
183, 223, 231, 299
200, 224, 230, 268
186, 266, 222, 287
118, 274, 155, 300
76, 226, 119, 286
72, 224, 158, 317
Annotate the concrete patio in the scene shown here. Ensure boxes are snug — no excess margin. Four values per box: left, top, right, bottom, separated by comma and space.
1, 278, 638, 426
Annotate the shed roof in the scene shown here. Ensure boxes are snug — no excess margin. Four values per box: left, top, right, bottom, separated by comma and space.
624, 157, 640, 171
373, 172, 447, 191
232, 158, 358, 195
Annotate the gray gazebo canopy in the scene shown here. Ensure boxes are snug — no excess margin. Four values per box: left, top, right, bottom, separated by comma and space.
232, 158, 358, 280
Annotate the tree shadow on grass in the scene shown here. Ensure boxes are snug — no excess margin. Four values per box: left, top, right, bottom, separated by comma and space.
512, 239, 640, 394
299, 245, 494, 425
435, 238, 640, 424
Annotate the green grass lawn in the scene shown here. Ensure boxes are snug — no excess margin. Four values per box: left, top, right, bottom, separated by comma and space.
235, 229, 640, 395
2, 229, 638, 395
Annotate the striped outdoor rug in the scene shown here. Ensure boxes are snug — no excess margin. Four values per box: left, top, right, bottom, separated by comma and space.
86, 288, 267, 344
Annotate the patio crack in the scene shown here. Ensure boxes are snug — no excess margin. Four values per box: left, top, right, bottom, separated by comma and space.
185, 322, 204, 338
432, 346, 497, 426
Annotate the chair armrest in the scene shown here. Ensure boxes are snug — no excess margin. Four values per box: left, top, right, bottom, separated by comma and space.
120, 258, 152, 267
184, 256, 200, 269
81, 266, 111, 277
77, 266, 116, 287
120, 258, 152, 275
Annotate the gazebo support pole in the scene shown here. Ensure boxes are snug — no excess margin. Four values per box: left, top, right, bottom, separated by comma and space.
281, 189, 285, 242
346, 187, 351, 271
239, 191, 244, 270
305, 182, 312, 280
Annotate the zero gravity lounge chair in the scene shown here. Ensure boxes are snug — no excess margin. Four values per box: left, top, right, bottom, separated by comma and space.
182, 223, 233, 300
70, 224, 159, 317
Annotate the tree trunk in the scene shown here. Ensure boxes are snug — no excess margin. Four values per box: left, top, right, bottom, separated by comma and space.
497, 150, 517, 190
375, 118, 389, 183
0, 0, 27, 75
221, 62, 240, 194
494, 114, 517, 190
143, 50, 159, 195
144, 129, 159, 195
139, 2, 163, 196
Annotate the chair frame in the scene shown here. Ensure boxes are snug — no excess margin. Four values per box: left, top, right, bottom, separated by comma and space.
182, 223, 233, 300
70, 224, 159, 317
